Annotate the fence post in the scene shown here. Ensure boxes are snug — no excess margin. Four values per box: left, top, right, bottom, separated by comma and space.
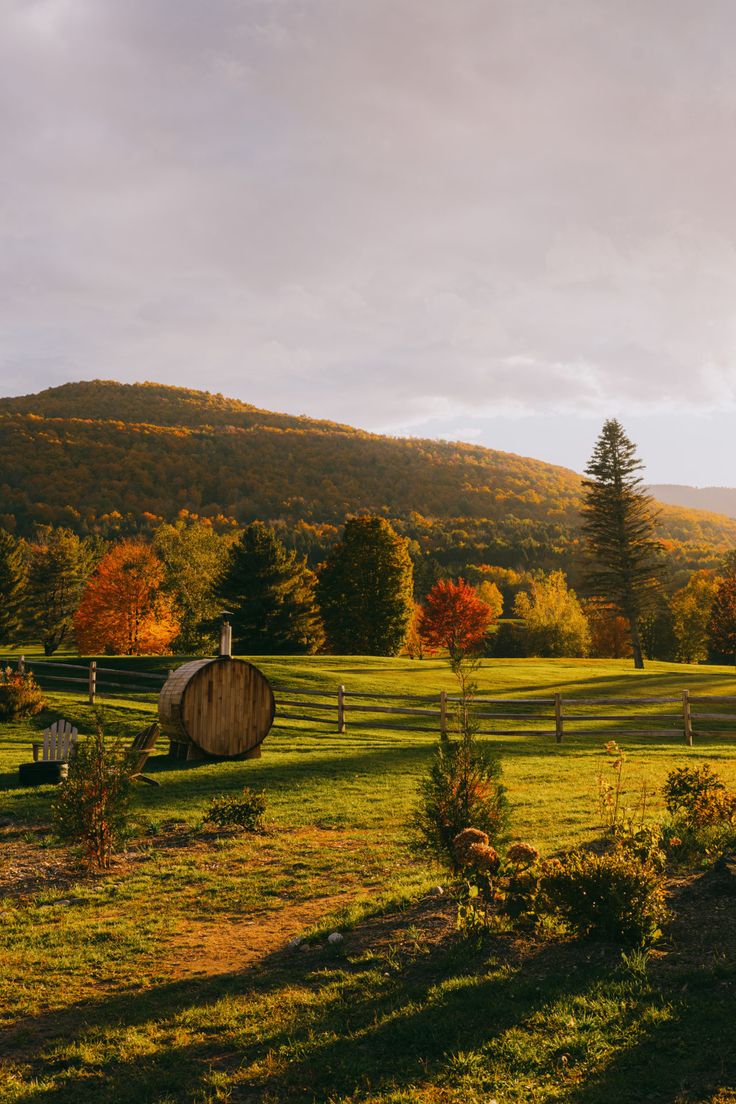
18, 654, 25, 675
440, 690, 448, 741
554, 693, 564, 744
88, 660, 97, 705
337, 684, 346, 733
683, 689, 693, 746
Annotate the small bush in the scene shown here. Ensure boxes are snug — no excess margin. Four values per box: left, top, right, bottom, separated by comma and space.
53, 722, 133, 869
452, 828, 500, 930
662, 765, 736, 860
452, 832, 542, 930
0, 668, 45, 720
414, 740, 509, 870
663, 764, 736, 828
502, 842, 541, 921
204, 787, 267, 832
540, 847, 668, 945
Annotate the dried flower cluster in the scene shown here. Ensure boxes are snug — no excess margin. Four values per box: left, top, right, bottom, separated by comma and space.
506, 842, 539, 868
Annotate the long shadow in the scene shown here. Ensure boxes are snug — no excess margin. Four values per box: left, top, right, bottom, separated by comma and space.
2, 927, 617, 1104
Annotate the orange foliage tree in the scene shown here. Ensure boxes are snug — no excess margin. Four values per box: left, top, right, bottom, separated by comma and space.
74, 540, 180, 655
418, 578, 494, 659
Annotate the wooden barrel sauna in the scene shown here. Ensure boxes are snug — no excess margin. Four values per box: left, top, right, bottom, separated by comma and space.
159, 657, 275, 761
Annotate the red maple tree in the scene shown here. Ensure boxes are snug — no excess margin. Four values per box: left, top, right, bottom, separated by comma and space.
418, 578, 494, 659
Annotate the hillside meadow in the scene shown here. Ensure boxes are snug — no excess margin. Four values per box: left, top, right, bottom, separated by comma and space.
1, 655, 736, 1102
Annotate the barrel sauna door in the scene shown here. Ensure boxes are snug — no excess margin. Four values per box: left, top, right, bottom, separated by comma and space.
180, 659, 274, 758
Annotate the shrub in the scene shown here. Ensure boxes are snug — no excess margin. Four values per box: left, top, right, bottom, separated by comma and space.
53, 722, 133, 869
204, 787, 267, 832
414, 652, 509, 869
662, 765, 736, 860
663, 765, 736, 826
0, 667, 45, 720
452, 828, 500, 929
414, 740, 509, 870
539, 847, 668, 945
452, 832, 541, 929
502, 842, 542, 921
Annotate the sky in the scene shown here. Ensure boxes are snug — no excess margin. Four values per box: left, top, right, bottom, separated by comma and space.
2, 0, 736, 485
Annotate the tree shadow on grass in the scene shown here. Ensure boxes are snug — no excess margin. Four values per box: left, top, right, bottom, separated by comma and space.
1, 928, 618, 1104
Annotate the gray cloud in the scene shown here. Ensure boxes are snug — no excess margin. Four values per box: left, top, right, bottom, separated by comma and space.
2, 1, 736, 479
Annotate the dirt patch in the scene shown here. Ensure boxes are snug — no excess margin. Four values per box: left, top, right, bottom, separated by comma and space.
165, 892, 357, 979
0, 826, 83, 900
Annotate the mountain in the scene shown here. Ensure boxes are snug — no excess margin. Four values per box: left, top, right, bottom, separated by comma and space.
649, 484, 736, 519
0, 381, 734, 581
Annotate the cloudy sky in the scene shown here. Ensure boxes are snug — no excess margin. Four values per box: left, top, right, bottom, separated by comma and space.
3, 0, 736, 484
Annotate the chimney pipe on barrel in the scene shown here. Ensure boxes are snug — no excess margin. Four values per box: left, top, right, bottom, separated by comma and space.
219, 619, 232, 658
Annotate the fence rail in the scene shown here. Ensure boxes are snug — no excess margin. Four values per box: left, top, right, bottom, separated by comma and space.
3, 655, 736, 745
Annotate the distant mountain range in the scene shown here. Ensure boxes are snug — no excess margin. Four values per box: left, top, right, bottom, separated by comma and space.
0, 381, 734, 581
649, 485, 736, 519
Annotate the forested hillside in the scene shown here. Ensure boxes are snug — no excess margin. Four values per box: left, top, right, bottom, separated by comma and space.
1, 381, 734, 581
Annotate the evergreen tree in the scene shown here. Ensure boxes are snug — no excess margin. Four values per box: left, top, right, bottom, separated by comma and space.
218, 523, 323, 655
0, 529, 25, 646
581, 420, 661, 669
708, 553, 736, 664
26, 527, 96, 655
317, 516, 414, 655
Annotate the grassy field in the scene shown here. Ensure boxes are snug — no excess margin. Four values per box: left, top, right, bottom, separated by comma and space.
1, 655, 736, 1103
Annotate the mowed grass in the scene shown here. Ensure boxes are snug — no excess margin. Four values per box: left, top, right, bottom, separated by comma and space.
1, 655, 736, 1103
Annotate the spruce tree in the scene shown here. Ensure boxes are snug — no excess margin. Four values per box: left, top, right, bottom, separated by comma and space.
218, 523, 323, 655
317, 516, 414, 655
0, 529, 26, 646
581, 419, 661, 669
26, 527, 96, 655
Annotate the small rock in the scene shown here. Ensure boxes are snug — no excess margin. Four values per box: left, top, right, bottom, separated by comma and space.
327, 931, 344, 944
429, 886, 444, 897
287, 937, 303, 949
299, 942, 311, 953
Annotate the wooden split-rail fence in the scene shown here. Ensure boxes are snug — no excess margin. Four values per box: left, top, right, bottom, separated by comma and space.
274, 685, 736, 746
4, 656, 736, 746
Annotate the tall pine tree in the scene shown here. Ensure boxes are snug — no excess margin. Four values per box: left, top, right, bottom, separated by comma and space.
317, 516, 414, 655
218, 523, 323, 655
0, 529, 26, 646
581, 419, 661, 669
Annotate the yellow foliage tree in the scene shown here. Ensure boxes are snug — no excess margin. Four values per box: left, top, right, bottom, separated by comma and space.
74, 540, 180, 655
474, 580, 504, 620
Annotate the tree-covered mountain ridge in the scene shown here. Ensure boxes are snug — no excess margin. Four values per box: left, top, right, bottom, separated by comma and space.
1, 381, 735, 569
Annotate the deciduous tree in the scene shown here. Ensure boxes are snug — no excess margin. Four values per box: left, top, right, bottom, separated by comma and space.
418, 578, 494, 659
513, 571, 590, 657
708, 553, 736, 664
218, 522, 323, 654
154, 519, 231, 653
475, 580, 504, 620
581, 419, 661, 669
317, 517, 413, 655
671, 570, 720, 663
74, 540, 179, 655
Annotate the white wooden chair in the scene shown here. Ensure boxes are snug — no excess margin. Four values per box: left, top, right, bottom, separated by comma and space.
32, 719, 78, 763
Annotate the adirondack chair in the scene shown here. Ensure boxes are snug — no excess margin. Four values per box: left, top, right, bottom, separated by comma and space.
19, 718, 78, 786
32, 718, 78, 763
125, 721, 161, 786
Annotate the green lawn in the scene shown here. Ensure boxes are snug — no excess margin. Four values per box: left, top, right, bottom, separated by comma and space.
1, 655, 736, 1103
